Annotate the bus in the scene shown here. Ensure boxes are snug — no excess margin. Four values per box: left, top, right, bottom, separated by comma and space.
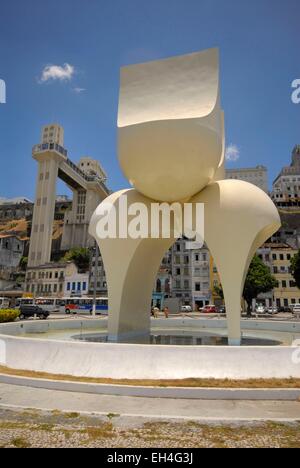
16, 297, 64, 313
64, 297, 108, 315
0, 297, 10, 309
16, 297, 35, 307
35, 297, 65, 313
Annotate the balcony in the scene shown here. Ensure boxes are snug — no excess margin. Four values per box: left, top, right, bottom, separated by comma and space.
32, 143, 68, 158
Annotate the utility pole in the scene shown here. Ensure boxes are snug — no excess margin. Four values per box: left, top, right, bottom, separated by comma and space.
92, 241, 99, 316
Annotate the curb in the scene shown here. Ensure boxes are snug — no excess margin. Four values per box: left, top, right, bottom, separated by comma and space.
0, 373, 300, 401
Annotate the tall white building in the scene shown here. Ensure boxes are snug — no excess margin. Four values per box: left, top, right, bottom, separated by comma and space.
226, 165, 268, 192
271, 145, 300, 208
28, 124, 109, 267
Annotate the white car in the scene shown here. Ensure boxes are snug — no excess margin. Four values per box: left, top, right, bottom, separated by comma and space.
292, 304, 300, 317
181, 305, 192, 312
255, 304, 266, 314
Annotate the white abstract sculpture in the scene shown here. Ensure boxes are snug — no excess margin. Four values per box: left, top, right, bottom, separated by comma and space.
89, 48, 281, 345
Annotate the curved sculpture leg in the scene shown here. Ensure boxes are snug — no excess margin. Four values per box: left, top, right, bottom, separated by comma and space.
89, 189, 176, 342
191, 180, 281, 345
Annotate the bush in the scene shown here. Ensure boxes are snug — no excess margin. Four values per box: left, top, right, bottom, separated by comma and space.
0, 309, 20, 323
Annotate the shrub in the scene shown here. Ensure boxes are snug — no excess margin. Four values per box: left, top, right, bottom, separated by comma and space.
0, 309, 20, 323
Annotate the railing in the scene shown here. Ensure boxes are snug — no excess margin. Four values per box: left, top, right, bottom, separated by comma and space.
32, 143, 68, 158
32, 144, 110, 194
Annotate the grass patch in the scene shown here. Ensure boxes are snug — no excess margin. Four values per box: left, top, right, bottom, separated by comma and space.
64, 412, 80, 419
84, 423, 114, 440
11, 437, 31, 448
0, 365, 300, 388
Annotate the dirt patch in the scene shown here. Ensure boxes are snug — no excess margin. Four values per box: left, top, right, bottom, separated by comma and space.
0, 365, 300, 389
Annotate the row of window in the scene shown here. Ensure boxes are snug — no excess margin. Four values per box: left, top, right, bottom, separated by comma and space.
279, 280, 297, 289
175, 267, 209, 276
90, 281, 107, 289
259, 252, 295, 262
26, 283, 63, 294
276, 298, 300, 307
66, 282, 87, 292
174, 280, 210, 290
27, 270, 64, 280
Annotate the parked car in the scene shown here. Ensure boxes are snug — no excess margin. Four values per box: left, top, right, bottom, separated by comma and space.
278, 306, 292, 313
292, 303, 300, 318
266, 306, 278, 314
202, 304, 217, 313
181, 305, 192, 312
255, 304, 266, 314
19, 305, 49, 320
217, 305, 226, 314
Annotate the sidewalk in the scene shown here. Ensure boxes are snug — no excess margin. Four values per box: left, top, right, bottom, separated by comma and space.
1, 383, 300, 422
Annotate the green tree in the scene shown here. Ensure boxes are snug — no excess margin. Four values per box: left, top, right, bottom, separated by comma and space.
243, 255, 278, 314
213, 284, 224, 300
63, 247, 90, 272
291, 249, 300, 289
19, 256, 28, 271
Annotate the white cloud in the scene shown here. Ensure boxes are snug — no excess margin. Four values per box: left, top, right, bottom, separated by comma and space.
73, 87, 86, 94
225, 144, 240, 162
40, 63, 75, 83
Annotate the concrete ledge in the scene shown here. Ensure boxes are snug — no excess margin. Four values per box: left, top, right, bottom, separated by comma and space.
0, 373, 300, 400
0, 319, 300, 380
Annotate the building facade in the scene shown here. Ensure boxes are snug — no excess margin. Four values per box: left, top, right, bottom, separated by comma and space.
257, 243, 300, 308
25, 261, 89, 297
271, 145, 300, 208
170, 239, 211, 309
226, 165, 268, 192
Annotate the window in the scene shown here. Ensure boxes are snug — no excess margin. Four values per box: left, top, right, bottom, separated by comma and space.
176, 268, 181, 275
273, 266, 278, 274
282, 280, 287, 288
54, 284, 57, 293
195, 282, 201, 291
77, 282, 81, 291
55, 272, 58, 279
176, 244, 180, 252
272, 254, 277, 260
184, 280, 189, 289
82, 282, 87, 291
67, 282, 71, 291
202, 253, 207, 261
194, 254, 199, 262
279, 254, 284, 260
72, 282, 76, 291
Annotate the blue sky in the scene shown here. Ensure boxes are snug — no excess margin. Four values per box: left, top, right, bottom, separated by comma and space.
0, 0, 299, 199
